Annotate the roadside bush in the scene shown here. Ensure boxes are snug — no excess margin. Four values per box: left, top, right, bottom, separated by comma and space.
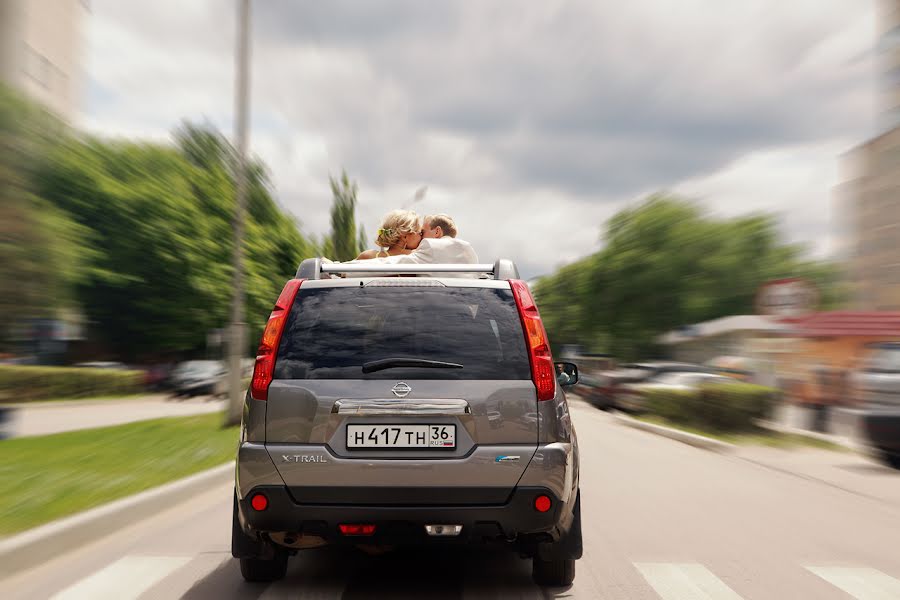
644, 382, 778, 433
0, 365, 144, 402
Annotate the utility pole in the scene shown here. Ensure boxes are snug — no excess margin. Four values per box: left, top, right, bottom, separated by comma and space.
226, 0, 251, 427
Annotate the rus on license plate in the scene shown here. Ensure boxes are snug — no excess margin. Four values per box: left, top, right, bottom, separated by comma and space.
347, 424, 456, 449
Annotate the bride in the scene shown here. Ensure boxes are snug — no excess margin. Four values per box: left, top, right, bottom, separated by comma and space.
356, 209, 423, 260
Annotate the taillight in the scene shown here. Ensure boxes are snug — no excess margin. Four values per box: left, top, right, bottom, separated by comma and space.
250, 278, 305, 401
339, 524, 376, 536
509, 279, 555, 401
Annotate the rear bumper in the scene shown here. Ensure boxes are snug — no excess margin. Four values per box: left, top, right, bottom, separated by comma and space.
237, 485, 564, 545
861, 410, 900, 451
236, 441, 576, 505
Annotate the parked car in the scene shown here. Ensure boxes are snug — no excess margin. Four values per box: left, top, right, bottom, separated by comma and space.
617, 371, 736, 413
853, 342, 900, 469
73, 361, 130, 370
590, 361, 714, 411
0, 405, 12, 440
232, 258, 582, 586
170, 360, 226, 398
568, 354, 616, 408
143, 363, 175, 391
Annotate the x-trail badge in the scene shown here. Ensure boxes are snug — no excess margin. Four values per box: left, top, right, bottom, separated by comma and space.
391, 382, 412, 398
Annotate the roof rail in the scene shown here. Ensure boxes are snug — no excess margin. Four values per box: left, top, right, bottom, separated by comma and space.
296, 258, 520, 280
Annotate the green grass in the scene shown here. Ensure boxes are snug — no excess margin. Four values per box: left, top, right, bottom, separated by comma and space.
0, 413, 239, 535
634, 414, 846, 452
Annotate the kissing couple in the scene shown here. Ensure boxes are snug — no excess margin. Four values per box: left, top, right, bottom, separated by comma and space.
353, 210, 479, 268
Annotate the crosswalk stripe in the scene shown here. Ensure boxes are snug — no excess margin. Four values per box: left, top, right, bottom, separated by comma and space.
635, 563, 744, 600
806, 567, 900, 600
49, 556, 192, 600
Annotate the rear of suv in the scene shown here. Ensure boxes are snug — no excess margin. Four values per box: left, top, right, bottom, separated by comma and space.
232, 259, 582, 586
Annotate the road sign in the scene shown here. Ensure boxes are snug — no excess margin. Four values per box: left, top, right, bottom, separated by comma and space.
755, 278, 819, 317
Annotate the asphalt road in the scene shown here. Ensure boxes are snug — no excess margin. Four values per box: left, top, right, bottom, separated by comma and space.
2, 399, 899, 599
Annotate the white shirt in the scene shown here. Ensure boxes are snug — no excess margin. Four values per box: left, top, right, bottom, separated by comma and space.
326, 237, 480, 278
384, 237, 479, 267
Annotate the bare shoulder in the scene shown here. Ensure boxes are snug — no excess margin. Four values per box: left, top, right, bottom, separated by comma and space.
356, 249, 378, 260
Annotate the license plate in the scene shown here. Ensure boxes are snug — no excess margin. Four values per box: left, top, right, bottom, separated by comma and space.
347, 424, 456, 449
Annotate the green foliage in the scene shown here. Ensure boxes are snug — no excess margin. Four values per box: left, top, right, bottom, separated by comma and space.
534, 194, 846, 360
358, 223, 368, 255
30, 124, 314, 359
0, 85, 90, 349
644, 382, 778, 432
328, 170, 362, 260
3, 90, 320, 361
0, 365, 144, 402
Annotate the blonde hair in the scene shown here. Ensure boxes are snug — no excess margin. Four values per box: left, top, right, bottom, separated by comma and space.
426, 213, 457, 238
375, 209, 420, 249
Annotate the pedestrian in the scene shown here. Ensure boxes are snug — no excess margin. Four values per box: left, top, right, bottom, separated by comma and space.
810, 362, 833, 433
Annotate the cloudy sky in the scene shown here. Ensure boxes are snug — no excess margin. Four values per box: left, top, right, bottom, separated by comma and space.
81, 0, 877, 279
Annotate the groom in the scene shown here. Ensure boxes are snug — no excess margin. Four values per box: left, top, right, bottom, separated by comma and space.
386, 213, 479, 268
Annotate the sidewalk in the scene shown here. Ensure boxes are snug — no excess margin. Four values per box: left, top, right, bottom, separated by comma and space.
732, 443, 900, 506
767, 402, 866, 450
1, 395, 225, 438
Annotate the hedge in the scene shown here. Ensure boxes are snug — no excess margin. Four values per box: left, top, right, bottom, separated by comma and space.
644, 382, 778, 433
0, 365, 145, 403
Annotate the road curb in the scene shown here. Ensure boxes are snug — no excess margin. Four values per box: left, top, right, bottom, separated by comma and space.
0, 461, 234, 576
613, 413, 735, 453
755, 420, 862, 452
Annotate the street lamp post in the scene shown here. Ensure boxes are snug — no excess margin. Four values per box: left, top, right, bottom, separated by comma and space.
226, 0, 251, 427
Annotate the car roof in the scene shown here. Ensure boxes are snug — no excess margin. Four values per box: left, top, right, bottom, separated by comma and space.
296, 257, 520, 282
868, 342, 900, 350
299, 277, 514, 291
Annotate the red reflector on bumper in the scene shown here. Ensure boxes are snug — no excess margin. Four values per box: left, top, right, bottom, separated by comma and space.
250, 494, 268, 511
534, 495, 552, 513
339, 524, 376, 536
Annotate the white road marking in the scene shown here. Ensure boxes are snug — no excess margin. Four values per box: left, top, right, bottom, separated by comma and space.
635, 563, 744, 600
807, 567, 900, 600
49, 556, 191, 600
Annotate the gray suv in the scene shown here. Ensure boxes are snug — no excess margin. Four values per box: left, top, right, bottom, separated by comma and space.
232, 259, 582, 586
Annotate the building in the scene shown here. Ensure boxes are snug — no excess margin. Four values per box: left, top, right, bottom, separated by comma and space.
782, 311, 900, 371
877, 0, 900, 131
842, 1, 900, 310
843, 128, 900, 310
658, 315, 790, 365
0, 0, 87, 122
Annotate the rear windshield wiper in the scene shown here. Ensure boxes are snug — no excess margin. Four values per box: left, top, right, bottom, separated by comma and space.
361, 358, 464, 374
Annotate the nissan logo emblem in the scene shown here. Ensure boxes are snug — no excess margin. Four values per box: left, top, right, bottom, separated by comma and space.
391, 382, 412, 398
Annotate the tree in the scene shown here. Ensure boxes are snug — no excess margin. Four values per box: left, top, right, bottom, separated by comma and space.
0, 85, 89, 352
358, 223, 368, 255
533, 194, 846, 360
29, 123, 316, 361
328, 170, 361, 261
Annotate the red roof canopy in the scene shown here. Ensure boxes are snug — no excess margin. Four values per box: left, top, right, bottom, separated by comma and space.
781, 312, 900, 337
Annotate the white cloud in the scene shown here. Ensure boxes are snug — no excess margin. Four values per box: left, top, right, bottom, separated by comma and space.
673, 138, 856, 259
77, 0, 878, 279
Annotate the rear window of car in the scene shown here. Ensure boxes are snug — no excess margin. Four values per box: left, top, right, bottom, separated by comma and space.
866, 348, 900, 372
652, 372, 687, 385
274, 286, 531, 380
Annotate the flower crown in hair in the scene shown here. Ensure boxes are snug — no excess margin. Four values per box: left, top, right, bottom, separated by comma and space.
377, 228, 394, 237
